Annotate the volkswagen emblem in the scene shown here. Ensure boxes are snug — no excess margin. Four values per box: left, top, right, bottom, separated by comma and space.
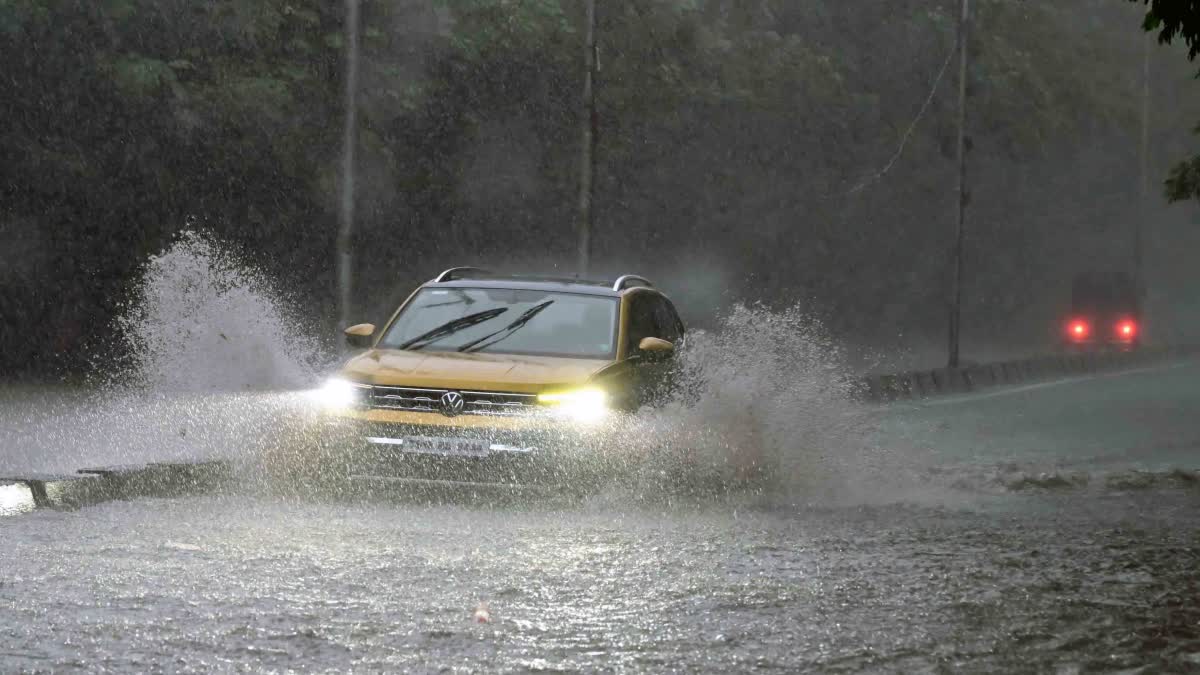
439, 391, 465, 417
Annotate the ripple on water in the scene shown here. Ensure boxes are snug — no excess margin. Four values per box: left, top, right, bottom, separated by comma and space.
3, 494, 1200, 671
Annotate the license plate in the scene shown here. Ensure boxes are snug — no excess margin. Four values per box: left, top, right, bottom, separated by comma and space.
366, 435, 490, 458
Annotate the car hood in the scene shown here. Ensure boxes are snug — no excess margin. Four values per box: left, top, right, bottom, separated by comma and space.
339, 349, 613, 394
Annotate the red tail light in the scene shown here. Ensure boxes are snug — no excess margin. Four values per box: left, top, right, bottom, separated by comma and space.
1068, 320, 1089, 340
1116, 320, 1137, 339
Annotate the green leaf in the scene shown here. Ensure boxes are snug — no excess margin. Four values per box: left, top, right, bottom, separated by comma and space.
1164, 154, 1200, 202
106, 54, 178, 98
292, 8, 320, 26
0, 0, 50, 35
101, 0, 136, 21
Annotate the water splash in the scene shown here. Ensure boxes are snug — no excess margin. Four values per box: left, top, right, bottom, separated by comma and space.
2, 231, 330, 476
6, 239, 1188, 508
596, 303, 886, 503
113, 230, 329, 393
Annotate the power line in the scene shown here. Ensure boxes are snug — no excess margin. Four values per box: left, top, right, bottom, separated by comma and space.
827, 40, 958, 199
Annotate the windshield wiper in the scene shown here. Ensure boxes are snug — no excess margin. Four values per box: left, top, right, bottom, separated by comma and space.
422, 289, 477, 310
458, 300, 555, 353
396, 307, 509, 351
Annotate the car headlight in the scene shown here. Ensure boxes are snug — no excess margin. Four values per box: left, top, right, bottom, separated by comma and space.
538, 388, 609, 424
312, 377, 369, 411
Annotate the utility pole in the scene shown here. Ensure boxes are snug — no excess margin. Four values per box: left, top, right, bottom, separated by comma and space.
337, 0, 361, 340
1136, 31, 1150, 300
576, 0, 598, 277
948, 0, 970, 369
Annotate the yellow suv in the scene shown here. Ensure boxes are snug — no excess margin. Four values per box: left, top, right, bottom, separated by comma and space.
314, 268, 685, 490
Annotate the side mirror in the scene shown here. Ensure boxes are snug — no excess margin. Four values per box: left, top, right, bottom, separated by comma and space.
637, 337, 675, 361
344, 323, 376, 349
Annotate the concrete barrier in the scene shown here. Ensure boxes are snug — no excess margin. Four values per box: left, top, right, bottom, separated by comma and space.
932, 368, 969, 393
1002, 361, 1023, 383
913, 371, 936, 398
0, 460, 233, 518
963, 366, 993, 389
859, 346, 1195, 403
989, 362, 1006, 385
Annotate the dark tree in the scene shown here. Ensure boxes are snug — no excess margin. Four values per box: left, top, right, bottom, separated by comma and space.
1132, 0, 1200, 58
1130, 0, 1200, 201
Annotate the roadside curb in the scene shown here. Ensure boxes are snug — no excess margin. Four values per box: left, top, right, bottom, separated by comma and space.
0, 460, 234, 517
857, 345, 1200, 403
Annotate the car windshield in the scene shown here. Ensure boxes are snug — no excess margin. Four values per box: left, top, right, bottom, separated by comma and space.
379, 288, 618, 359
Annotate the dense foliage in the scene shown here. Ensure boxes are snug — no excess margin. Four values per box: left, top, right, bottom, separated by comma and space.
2, 0, 1198, 376
1132, 0, 1200, 59
1130, 0, 1200, 202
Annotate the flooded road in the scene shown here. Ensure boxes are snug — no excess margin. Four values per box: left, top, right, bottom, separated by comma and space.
3, 493, 1199, 671
2, 361, 1199, 672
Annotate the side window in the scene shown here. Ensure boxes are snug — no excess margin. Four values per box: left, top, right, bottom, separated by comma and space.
650, 297, 683, 343
625, 294, 657, 354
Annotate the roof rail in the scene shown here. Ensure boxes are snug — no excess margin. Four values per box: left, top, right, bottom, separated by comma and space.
612, 275, 653, 292
433, 267, 489, 283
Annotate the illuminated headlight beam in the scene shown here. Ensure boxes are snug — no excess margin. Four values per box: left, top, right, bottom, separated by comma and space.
538, 388, 609, 424
310, 377, 369, 410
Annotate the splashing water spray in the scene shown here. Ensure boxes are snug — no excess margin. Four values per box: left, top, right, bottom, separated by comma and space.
4, 231, 332, 485
6, 231, 909, 507
113, 230, 328, 393
588, 304, 882, 504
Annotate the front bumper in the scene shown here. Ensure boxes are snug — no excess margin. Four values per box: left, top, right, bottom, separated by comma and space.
323, 408, 606, 488
1064, 339, 1139, 352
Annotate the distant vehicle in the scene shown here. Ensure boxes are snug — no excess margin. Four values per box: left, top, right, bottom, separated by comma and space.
310, 268, 685, 491
1062, 271, 1141, 351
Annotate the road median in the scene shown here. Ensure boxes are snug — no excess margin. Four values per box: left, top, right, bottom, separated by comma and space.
858, 345, 1200, 403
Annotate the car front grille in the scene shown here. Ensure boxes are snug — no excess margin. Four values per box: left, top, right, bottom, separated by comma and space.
366, 385, 539, 417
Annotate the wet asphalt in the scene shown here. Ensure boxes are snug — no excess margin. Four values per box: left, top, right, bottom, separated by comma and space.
2, 362, 1199, 672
